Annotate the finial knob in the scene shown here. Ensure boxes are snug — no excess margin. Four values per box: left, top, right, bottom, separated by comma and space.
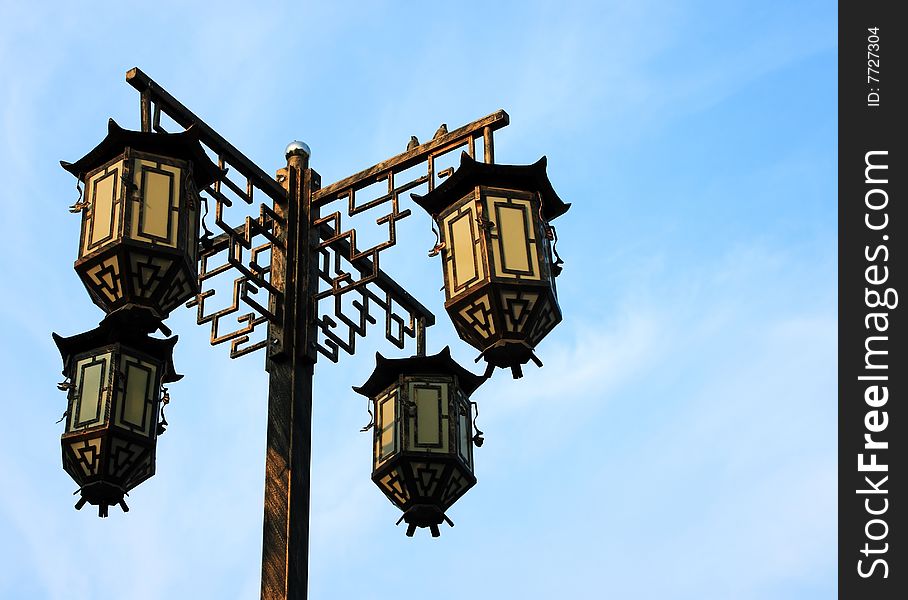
284, 140, 311, 160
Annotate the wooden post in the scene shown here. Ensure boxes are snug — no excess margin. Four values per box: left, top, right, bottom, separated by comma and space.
261, 147, 320, 600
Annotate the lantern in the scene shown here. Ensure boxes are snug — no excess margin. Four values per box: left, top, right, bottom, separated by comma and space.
53, 308, 181, 517
353, 347, 485, 537
61, 119, 221, 319
413, 153, 571, 378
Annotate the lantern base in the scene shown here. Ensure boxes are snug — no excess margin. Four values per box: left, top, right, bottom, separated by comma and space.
477, 340, 543, 379
74, 482, 129, 518
396, 505, 454, 538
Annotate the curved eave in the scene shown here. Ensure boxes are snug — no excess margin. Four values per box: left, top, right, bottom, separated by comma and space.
53, 321, 183, 383
352, 346, 485, 398
412, 152, 571, 221
60, 118, 222, 188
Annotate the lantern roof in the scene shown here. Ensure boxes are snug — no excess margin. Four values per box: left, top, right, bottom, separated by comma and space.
412, 152, 571, 221
352, 346, 486, 398
61, 118, 222, 188
53, 308, 183, 384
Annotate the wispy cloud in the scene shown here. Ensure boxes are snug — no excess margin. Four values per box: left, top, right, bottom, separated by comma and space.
2, 2, 836, 598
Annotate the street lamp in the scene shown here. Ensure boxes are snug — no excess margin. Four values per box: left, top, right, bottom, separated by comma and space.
353, 347, 485, 537
413, 152, 571, 378
54, 67, 569, 599
61, 119, 221, 319
53, 308, 181, 517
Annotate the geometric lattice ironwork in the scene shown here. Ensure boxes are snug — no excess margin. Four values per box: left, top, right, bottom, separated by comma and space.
67, 437, 103, 477
454, 293, 497, 347
377, 467, 410, 505
108, 437, 147, 479
411, 462, 446, 497
310, 111, 508, 362
440, 467, 471, 506
527, 297, 559, 347
128, 68, 286, 358
499, 290, 539, 333
127, 67, 510, 363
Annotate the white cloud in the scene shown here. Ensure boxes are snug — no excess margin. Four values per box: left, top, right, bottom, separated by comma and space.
0, 2, 836, 597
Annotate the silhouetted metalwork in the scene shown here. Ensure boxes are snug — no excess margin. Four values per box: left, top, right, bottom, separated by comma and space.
413, 153, 571, 378
124, 69, 519, 363
61, 119, 220, 320
53, 307, 181, 517
56, 66, 566, 600
353, 347, 485, 537
118, 67, 517, 600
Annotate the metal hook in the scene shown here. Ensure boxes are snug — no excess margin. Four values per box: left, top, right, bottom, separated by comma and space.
157, 387, 171, 435
428, 218, 445, 257
549, 225, 564, 277
470, 401, 484, 447
69, 178, 88, 213
360, 397, 375, 432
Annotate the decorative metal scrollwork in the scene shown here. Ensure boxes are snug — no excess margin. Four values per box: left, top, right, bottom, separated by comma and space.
127, 67, 509, 363
308, 111, 508, 362
128, 68, 288, 358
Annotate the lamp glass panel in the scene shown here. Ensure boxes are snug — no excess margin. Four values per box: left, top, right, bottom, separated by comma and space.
86, 167, 121, 255
486, 195, 540, 281
142, 170, 173, 239
451, 214, 477, 287
116, 355, 158, 436
71, 353, 112, 431
376, 388, 398, 465
497, 206, 531, 272
457, 403, 471, 466
130, 159, 180, 248
441, 198, 486, 299
408, 381, 449, 453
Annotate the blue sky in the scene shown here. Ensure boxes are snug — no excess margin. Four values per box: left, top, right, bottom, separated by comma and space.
0, 1, 836, 599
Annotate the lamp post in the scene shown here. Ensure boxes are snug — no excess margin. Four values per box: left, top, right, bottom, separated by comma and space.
54, 67, 570, 600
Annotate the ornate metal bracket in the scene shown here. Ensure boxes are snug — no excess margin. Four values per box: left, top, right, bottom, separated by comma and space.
125, 67, 508, 362
309, 111, 508, 361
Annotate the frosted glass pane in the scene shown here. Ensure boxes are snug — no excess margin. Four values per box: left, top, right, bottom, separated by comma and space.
414, 387, 440, 445
498, 205, 530, 272
142, 170, 173, 239
90, 171, 117, 246
450, 212, 477, 288
379, 395, 396, 459
123, 362, 153, 432
76, 360, 105, 426
458, 412, 470, 464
